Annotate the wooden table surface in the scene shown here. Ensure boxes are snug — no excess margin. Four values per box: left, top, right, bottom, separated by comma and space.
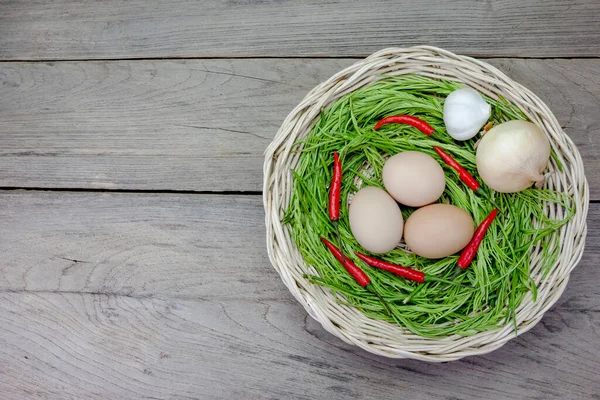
1, 1, 599, 399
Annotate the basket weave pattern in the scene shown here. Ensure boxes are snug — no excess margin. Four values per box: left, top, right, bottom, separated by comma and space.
263, 46, 588, 361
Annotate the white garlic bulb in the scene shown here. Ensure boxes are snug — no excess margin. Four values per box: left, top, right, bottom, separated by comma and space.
443, 88, 491, 141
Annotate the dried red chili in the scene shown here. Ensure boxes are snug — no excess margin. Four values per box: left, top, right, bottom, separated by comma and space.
328, 151, 342, 221
433, 146, 480, 191
373, 115, 435, 136
327, 151, 347, 270
321, 238, 392, 314
458, 208, 499, 269
321, 238, 370, 287
355, 253, 468, 287
355, 253, 425, 283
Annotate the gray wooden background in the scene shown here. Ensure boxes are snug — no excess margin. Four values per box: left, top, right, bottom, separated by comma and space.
1, 1, 599, 399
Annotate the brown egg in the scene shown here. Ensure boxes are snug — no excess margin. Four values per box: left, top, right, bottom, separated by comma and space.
383, 151, 446, 207
403, 204, 474, 259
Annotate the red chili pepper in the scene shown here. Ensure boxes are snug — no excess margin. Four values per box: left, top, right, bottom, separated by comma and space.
321, 238, 370, 287
321, 239, 393, 314
433, 146, 480, 191
328, 151, 342, 221
458, 208, 499, 269
355, 252, 468, 287
373, 115, 435, 136
355, 253, 425, 283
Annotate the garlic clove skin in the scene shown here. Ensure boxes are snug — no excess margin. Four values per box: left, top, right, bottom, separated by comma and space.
444, 88, 491, 141
476, 120, 551, 193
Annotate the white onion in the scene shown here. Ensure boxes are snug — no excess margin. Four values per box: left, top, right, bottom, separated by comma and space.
476, 120, 551, 193
443, 88, 491, 141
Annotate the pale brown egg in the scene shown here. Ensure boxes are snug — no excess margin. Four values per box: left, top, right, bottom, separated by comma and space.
383, 151, 446, 207
403, 204, 474, 259
349, 186, 404, 254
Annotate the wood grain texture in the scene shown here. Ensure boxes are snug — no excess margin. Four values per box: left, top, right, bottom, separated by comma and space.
0, 191, 598, 399
2, 1, 598, 397
1, 58, 599, 197
0, 191, 279, 300
0, 0, 599, 60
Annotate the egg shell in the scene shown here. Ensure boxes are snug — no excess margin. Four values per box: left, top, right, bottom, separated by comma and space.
349, 186, 404, 254
383, 151, 446, 207
403, 204, 474, 259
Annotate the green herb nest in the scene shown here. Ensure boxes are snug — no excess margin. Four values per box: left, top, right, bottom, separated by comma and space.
282, 75, 574, 338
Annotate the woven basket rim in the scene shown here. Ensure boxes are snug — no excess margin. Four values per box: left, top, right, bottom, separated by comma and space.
263, 46, 589, 362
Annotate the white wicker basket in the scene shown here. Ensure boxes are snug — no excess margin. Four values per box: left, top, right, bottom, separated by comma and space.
263, 46, 588, 361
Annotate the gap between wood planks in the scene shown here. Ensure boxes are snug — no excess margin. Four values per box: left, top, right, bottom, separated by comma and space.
2, 187, 598, 203
1, 56, 600, 63
0, 288, 149, 298
0, 186, 262, 196
0, 288, 286, 302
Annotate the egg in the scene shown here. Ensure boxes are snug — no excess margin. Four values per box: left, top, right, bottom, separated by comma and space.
403, 204, 474, 259
349, 186, 404, 254
382, 151, 446, 207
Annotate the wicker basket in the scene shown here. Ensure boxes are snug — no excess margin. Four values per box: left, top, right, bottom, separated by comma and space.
263, 46, 588, 361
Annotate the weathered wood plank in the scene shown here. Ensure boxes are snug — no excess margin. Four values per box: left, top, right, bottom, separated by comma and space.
1, 59, 599, 197
0, 191, 598, 399
0, 0, 599, 59
0, 291, 598, 400
0, 191, 279, 300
